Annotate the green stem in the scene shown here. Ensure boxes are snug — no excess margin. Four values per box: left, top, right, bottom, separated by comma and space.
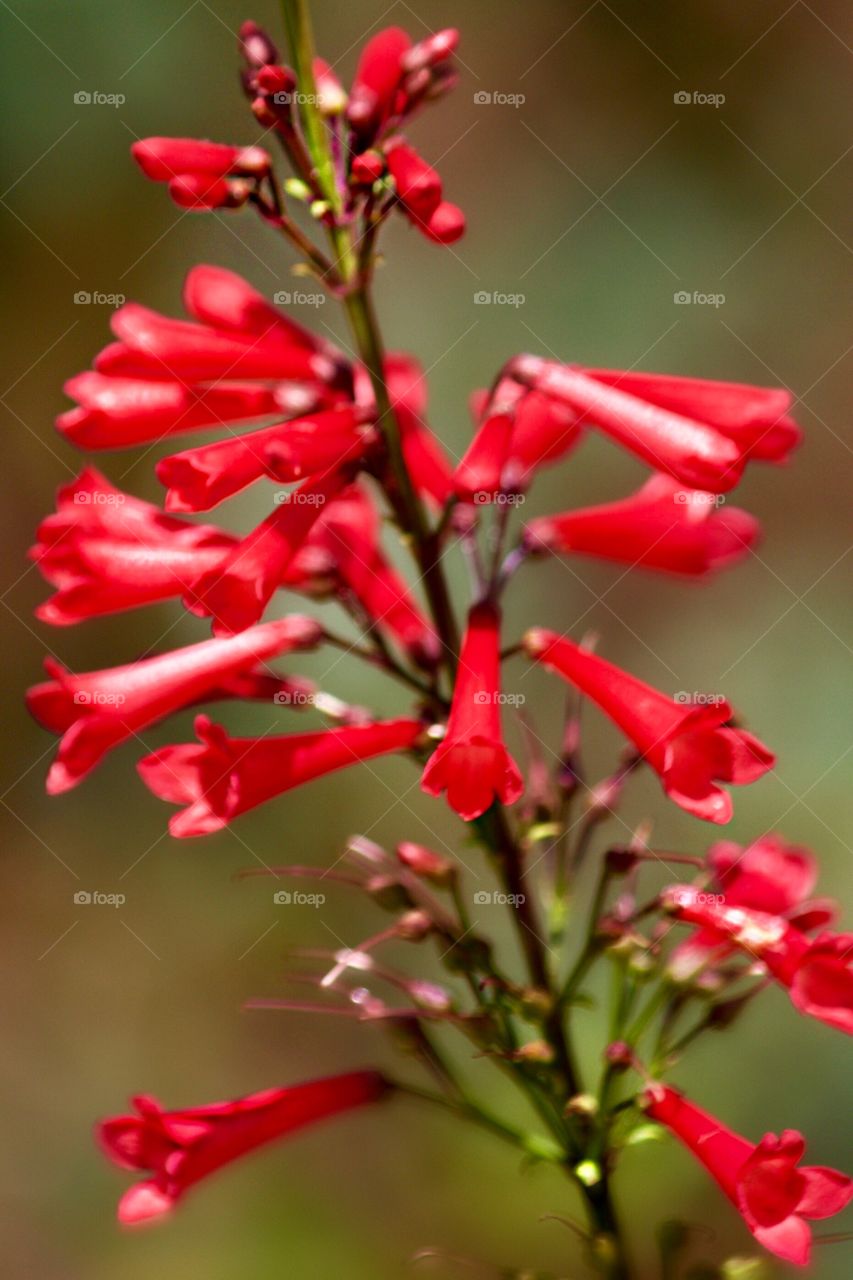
279, 0, 339, 209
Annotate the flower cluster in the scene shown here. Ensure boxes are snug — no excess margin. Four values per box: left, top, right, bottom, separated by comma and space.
29, 9, 848, 1277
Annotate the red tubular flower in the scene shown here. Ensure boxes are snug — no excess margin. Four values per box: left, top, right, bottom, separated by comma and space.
470, 383, 585, 489
97, 1072, 390, 1224
643, 1085, 852, 1265
30, 468, 236, 623
421, 603, 523, 820
132, 137, 271, 181
522, 629, 774, 822
663, 888, 853, 1033
26, 616, 322, 793
588, 367, 802, 463
669, 834, 834, 980
138, 715, 423, 836
314, 484, 440, 668
181, 265, 327, 355
454, 407, 514, 504
511, 357, 800, 492
524, 474, 760, 575
347, 27, 412, 143
156, 406, 372, 512
57, 372, 278, 450
185, 465, 352, 634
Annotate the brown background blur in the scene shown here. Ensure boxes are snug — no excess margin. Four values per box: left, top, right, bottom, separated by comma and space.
1, 1, 850, 1277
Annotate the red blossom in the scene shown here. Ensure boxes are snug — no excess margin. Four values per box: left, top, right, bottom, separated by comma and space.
523, 630, 774, 822
97, 1072, 390, 1224
524, 474, 760, 575
511, 357, 800, 492
156, 406, 373, 512
422, 603, 523, 820
669, 834, 833, 980
347, 27, 412, 142
26, 616, 321, 793
644, 1085, 852, 1265
663, 888, 853, 1033
138, 715, 423, 837
184, 465, 352, 634
385, 140, 465, 245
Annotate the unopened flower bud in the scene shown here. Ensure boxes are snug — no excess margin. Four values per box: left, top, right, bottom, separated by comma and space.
566, 1094, 599, 1119
238, 22, 279, 69
396, 909, 433, 942
512, 1039, 555, 1064
574, 1157, 603, 1186
366, 874, 414, 912
396, 841, 455, 885
605, 1040, 634, 1069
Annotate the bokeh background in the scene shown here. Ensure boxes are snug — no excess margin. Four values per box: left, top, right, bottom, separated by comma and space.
1, 1, 850, 1276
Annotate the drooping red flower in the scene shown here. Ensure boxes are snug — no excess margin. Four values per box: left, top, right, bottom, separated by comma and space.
30, 468, 237, 624
454, 385, 515, 503
524, 474, 760, 575
385, 140, 465, 245
421, 602, 523, 820
156, 405, 373, 512
184, 464, 353, 634
26, 616, 322, 793
97, 1072, 390, 1224
643, 1084, 852, 1265
57, 268, 350, 452
663, 888, 853, 1033
668, 834, 834, 980
522, 629, 774, 822
132, 137, 272, 211
139, 715, 423, 836
510, 357, 801, 492
470, 381, 585, 490
313, 484, 440, 668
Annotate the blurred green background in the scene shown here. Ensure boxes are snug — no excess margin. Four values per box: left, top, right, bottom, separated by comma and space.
1, 1, 850, 1276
